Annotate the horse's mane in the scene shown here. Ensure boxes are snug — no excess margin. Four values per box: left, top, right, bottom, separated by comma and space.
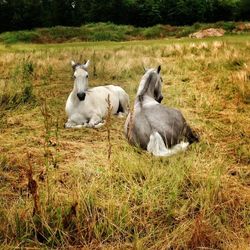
138, 72, 157, 103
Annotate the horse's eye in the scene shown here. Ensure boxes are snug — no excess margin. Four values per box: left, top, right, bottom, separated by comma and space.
86, 75, 88, 78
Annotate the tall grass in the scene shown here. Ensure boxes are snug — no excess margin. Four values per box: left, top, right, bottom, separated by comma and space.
0, 36, 249, 249
0, 58, 36, 110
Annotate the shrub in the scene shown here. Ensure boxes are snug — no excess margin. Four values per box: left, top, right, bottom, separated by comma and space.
141, 25, 165, 39
0, 31, 39, 44
176, 25, 197, 37
215, 21, 236, 31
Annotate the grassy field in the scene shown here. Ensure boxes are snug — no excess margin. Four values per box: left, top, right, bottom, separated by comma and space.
0, 35, 249, 249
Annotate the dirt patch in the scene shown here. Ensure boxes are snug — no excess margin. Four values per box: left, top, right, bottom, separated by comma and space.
189, 28, 225, 39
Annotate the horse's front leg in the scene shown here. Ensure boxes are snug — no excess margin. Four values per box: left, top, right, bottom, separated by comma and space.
64, 118, 87, 128
87, 114, 105, 128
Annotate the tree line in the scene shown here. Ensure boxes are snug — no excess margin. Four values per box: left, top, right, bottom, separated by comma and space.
0, 0, 249, 32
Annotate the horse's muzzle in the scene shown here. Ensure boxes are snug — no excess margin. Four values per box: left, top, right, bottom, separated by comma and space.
158, 96, 163, 103
77, 92, 86, 101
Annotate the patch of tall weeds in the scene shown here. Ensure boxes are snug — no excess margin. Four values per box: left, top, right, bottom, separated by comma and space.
0, 31, 39, 44
0, 58, 36, 110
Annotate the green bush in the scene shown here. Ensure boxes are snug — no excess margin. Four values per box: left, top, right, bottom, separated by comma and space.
214, 21, 236, 31
0, 31, 39, 44
176, 25, 197, 37
141, 25, 164, 39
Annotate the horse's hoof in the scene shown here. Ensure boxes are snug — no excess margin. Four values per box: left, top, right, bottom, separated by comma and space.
117, 112, 125, 118
75, 125, 84, 128
65, 122, 75, 128
94, 122, 105, 128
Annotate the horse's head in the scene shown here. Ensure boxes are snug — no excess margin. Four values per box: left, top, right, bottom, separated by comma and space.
138, 65, 163, 103
71, 60, 90, 101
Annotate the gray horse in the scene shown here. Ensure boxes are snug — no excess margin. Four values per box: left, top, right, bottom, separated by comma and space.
124, 66, 199, 156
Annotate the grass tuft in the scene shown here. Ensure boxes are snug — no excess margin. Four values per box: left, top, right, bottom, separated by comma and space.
0, 59, 36, 110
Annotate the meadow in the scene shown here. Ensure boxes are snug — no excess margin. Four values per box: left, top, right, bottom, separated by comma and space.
0, 35, 249, 249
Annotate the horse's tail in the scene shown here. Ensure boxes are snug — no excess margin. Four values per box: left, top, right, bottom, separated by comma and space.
147, 131, 189, 156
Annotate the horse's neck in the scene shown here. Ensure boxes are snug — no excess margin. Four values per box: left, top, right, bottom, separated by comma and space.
136, 86, 155, 104
134, 95, 156, 110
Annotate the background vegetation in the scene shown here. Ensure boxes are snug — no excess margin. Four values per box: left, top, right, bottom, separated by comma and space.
0, 21, 249, 44
0, 0, 250, 32
0, 36, 249, 249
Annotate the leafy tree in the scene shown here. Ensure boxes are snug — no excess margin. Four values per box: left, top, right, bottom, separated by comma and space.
0, 0, 249, 32
239, 0, 250, 19
0, 0, 42, 32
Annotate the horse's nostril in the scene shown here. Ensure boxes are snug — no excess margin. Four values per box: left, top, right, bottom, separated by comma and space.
77, 92, 86, 101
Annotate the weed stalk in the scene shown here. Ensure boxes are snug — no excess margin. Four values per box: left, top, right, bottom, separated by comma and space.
106, 94, 112, 160
27, 152, 40, 216
40, 97, 52, 204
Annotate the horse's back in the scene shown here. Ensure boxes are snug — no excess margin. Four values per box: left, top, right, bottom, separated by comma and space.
104, 85, 129, 101
87, 86, 119, 112
88, 85, 128, 115
104, 84, 126, 92
96, 85, 129, 113
145, 104, 185, 129
91, 85, 127, 98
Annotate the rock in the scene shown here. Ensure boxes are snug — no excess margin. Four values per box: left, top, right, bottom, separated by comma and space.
189, 28, 225, 39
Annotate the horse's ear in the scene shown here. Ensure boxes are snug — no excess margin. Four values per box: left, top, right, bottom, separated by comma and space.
71, 60, 76, 68
142, 65, 149, 72
83, 60, 90, 69
157, 65, 161, 73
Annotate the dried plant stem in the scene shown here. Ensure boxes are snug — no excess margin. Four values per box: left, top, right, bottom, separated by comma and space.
40, 97, 52, 204
92, 50, 97, 77
106, 94, 112, 160
127, 106, 134, 142
53, 117, 59, 168
27, 152, 40, 216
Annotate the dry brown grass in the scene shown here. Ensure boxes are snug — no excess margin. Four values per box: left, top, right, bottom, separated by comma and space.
0, 36, 249, 249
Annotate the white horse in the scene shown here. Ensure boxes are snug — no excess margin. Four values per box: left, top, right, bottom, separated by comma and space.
65, 60, 129, 128
125, 66, 199, 156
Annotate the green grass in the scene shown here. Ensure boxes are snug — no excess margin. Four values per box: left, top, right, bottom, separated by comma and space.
0, 35, 249, 249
